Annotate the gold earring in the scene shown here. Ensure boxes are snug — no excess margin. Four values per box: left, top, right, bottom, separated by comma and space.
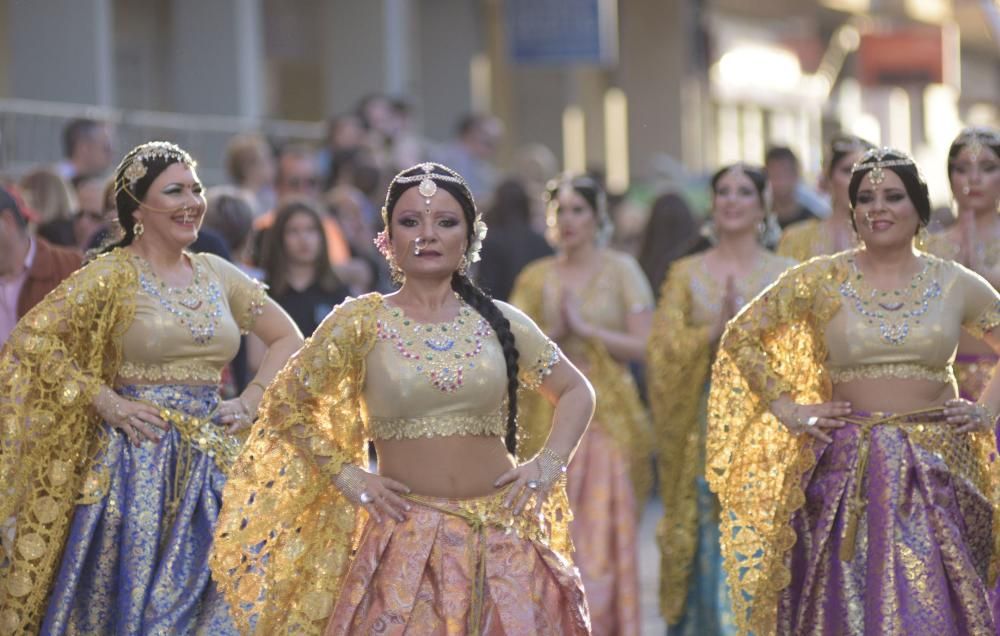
134, 220, 144, 239
458, 254, 470, 276
387, 252, 404, 285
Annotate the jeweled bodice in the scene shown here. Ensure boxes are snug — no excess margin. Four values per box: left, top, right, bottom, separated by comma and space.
363, 298, 559, 440
119, 251, 265, 383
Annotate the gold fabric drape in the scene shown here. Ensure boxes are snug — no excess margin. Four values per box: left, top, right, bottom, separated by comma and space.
646, 258, 713, 623
706, 254, 1000, 635
0, 250, 137, 634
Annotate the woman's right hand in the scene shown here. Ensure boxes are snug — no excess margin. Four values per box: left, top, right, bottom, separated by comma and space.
770, 396, 851, 443
333, 463, 412, 523
710, 276, 740, 342
93, 387, 169, 447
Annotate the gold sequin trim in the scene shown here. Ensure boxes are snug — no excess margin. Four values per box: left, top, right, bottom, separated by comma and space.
828, 362, 955, 384
368, 406, 507, 440
968, 300, 1000, 339
520, 340, 559, 390
118, 361, 222, 384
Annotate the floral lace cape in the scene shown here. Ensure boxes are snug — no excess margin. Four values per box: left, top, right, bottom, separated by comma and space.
0, 249, 138, 634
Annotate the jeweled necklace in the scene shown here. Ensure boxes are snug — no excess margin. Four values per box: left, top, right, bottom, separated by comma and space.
376, 297, 491, 392
839, 254, 940, 346
134, 254, 224, 345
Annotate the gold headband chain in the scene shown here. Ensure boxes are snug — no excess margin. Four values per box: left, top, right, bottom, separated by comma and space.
851, 147, 917, 186
379, 162, 488, 264
953, 126, 1000, 160
113, 141, 198, 214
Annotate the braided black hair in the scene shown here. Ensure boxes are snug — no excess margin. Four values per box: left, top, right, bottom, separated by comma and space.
384, 163, 522, 454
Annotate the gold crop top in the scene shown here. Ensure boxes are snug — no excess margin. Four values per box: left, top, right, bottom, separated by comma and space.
363, 298, 560, 440
824, 251, 1000, 384
118, 252, 266, 384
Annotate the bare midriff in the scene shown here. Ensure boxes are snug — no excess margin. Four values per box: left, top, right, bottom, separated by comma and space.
832, 377, 956, 415
375, 436, 516, 499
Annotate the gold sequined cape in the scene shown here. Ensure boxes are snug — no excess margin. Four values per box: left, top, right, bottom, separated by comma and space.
209, 293, 575, 635
706, 253, 1000, 636
0, 250, 138, 634
776, 218, 827, 262
646, 257, 714, 623
508, 261, 653, 507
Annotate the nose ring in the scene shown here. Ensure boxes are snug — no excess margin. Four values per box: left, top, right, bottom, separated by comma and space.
414, 237, 427, 255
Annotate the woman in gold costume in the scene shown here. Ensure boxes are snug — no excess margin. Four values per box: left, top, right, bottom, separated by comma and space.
509, 173, 653, 635
210, 162, 595, 635
925, 127, 1000, 406
777, 134, 874, 262
708, 147, 1000, 635
648, 163, 794, 635
0, 141, 303, 634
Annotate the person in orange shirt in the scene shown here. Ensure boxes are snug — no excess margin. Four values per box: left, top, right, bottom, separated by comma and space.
252, 143, 351, 265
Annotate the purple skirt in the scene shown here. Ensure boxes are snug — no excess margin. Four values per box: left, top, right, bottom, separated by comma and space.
778, 411, 995, 636
40, 384, 237, 635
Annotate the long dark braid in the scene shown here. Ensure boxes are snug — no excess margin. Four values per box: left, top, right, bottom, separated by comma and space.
451, 272, 520, 453
384, 162, 522, 454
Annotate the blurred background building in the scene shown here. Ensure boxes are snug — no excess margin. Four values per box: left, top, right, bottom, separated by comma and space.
0, 0, 998, 199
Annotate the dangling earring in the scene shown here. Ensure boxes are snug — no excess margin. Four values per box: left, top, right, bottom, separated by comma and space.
387, 251, 404, 285
458, 254, 470, 276
134, 220, 145, 239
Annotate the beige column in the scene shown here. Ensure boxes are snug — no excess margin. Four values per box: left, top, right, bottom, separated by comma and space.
8, 0, 114, 106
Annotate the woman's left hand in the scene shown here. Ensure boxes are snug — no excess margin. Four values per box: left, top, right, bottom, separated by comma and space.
495, 460, 554, 514
213, 397, 254, 434
944, 398, 996, 433
495, 447, 568, 514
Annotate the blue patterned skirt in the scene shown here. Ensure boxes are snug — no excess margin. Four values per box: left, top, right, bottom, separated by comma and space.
41, 384, 238, 635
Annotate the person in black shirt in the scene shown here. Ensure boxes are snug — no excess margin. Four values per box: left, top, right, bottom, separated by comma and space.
261, 198, 349, 336
765, 145, 817, 229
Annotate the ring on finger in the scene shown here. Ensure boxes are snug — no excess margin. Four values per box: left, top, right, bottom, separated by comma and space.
806, 416, 819, 427
359, 492, 374, 504
526, 480, 540, 490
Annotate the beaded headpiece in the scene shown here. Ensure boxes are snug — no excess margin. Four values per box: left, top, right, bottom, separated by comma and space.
952, 126, 1000, 160
377, 162, 488, 263
851, 147, 918, 186
114, 141, 196, 196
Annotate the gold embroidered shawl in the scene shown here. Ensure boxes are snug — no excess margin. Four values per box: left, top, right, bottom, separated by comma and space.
509, 259, 653, 506
706, 253, 1000, 635
209, 293, 574, 634
0, 250, 138, 634
646, 257, 714, 623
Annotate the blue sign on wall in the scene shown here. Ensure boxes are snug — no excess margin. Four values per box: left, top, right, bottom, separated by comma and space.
505, 0, 618, 66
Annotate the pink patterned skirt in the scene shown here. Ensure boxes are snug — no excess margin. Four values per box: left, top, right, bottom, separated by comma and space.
566, 423, 642, 635
325, 488, 591, 635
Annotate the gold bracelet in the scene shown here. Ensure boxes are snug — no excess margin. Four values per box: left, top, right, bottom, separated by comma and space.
974, 402, 999, 428
333, 464, 370, 504
536, 446, 569, 485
